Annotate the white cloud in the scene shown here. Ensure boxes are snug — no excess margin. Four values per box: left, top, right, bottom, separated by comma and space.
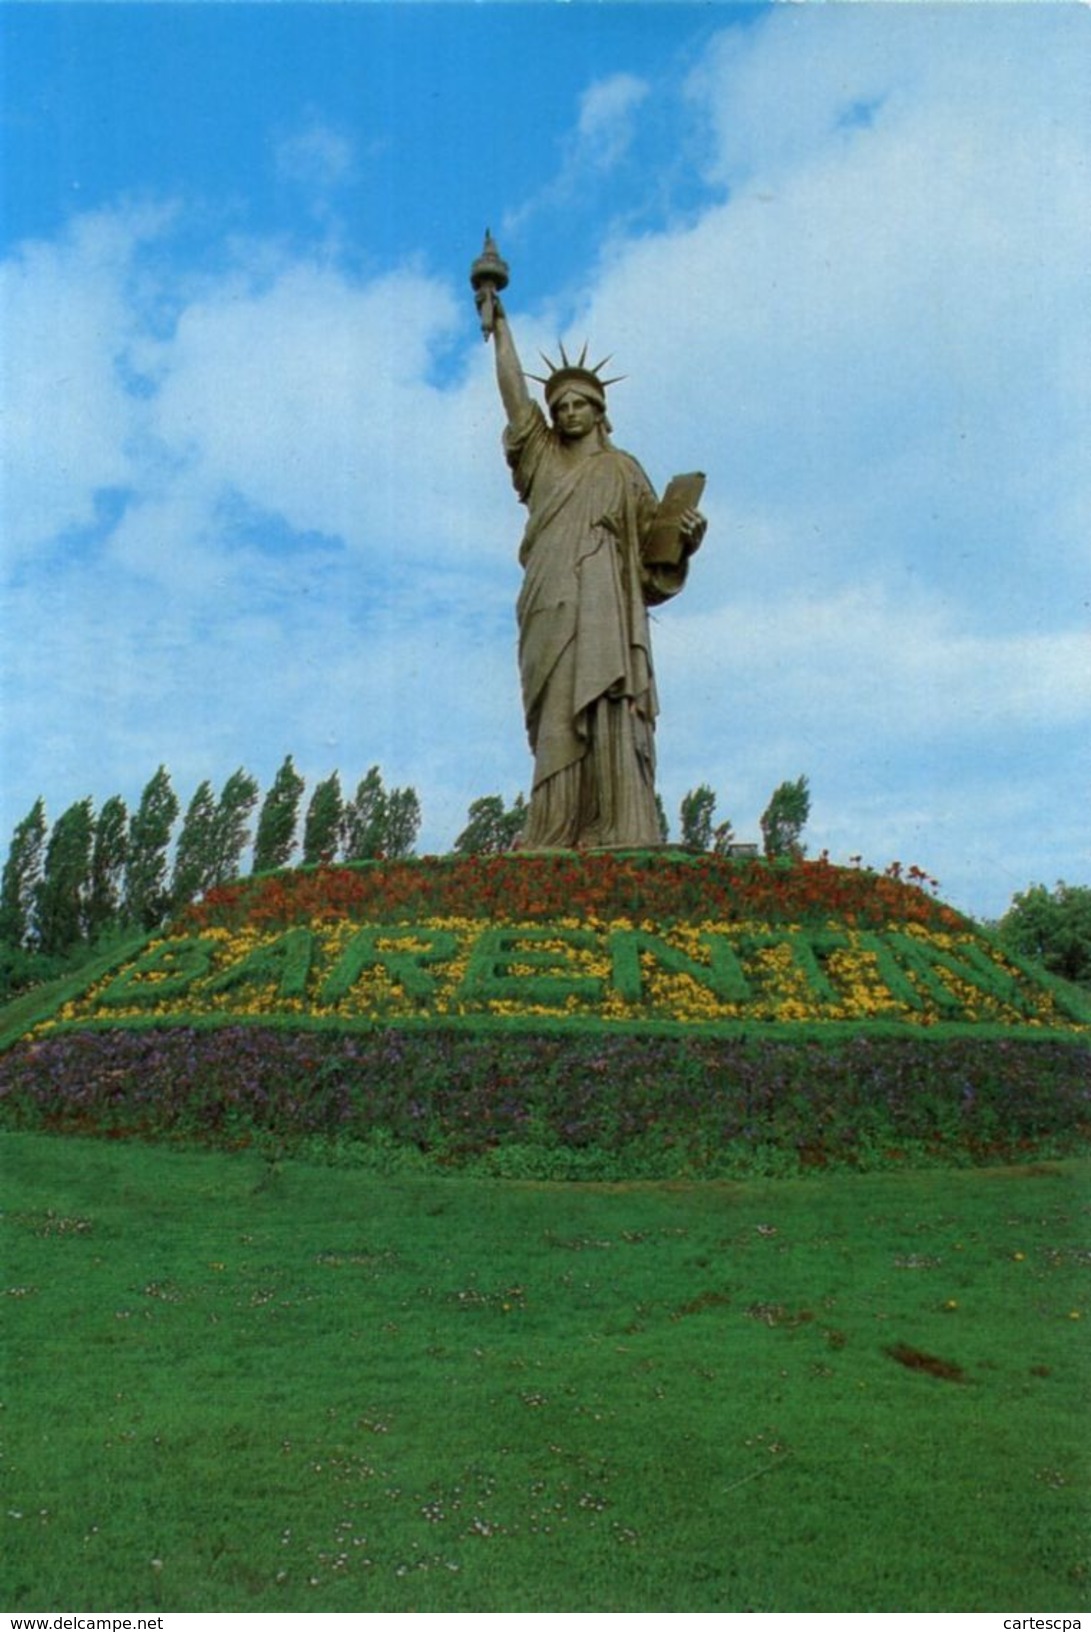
658, 592, 1091, 752
0, 206, 169, 555
275, 120, 355, 193
503, 70, 651, 237
576, 72, 650, 170
145, 256, 510, 567
687, 5, 1091, 199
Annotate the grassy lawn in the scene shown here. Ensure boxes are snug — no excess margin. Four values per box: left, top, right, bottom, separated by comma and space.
2, 1132, 1088, 1612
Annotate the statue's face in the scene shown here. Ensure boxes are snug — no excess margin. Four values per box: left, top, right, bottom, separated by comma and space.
552, 390, 601, 442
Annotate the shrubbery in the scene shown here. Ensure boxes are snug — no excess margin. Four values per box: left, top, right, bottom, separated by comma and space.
3, 854, 1086, 1179
0, 1025, 1086, 1178
999, 882, 1091, 987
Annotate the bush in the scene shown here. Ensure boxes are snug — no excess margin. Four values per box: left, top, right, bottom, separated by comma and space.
999, 882, 1091, 987
0, 942, 70, 1003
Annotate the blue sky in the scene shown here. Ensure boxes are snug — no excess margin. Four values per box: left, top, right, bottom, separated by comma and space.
2, 1, 1088, 921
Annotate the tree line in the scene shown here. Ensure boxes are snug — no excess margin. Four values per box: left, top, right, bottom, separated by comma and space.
4, 757, 1085, 1001
0, 758, 420, 986
0, 760, 813, 998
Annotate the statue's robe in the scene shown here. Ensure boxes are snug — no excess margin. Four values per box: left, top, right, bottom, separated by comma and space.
505, 402, 688, 849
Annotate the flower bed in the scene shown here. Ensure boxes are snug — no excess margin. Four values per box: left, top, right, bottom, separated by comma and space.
181, 851, 971, 935
0, 1027, 1087, 1179
31, 914, 1089, 1034
2, 855, 1087, 1176
14, 855, 1086, 1037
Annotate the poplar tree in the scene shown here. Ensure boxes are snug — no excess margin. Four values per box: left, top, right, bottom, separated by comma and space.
343, 767, 387, 861
302, 772, 344, 865
760, 775, 811, 861
125, 766, 180, 929
35, 798, 94, 956
210, 767, 259, 885
171, 780, 217, 908
383, 785, 422, 859
0, 797, 48, 948
680, 785, 717, 851
253, 755, 304, 873
86, 794, 129, 940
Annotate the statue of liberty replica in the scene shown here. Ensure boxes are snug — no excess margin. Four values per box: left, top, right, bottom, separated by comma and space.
472, 234, 708, 851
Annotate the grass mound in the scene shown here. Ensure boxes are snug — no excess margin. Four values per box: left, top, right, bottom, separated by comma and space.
1, 854, 1087, 1176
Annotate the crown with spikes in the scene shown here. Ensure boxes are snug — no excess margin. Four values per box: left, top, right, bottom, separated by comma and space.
527, 341, 625, 412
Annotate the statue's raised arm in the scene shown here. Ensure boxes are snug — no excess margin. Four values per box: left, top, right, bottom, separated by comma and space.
471, 231, 529, 426
469, 233, 707, 853
490, 305, 532, 428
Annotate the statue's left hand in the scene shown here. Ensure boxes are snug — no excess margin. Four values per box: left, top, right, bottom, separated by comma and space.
679, 508, 707, 555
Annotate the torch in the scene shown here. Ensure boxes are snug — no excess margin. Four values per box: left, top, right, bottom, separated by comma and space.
470, 230, 509, 340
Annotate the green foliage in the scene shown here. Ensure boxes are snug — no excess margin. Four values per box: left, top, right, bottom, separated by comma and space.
253, 755, 304, 874
0, 942, 70, 1005
343, 766, 386, 861
169, 761, 261, 904
343, 767, 422, 861
318, 927, 460, 1005
1000, 881, 1091, 987
303, 772, 344, 866
761, 775, 811, 860
205, 927, 315, 1001
655, 793, 669, 843
98, 939, 216, 1010
209, 768, 259, 886
4, 760, 425, 982
453, 793, 527, 855
171, 780, 217, 910
7, 1018, 1087, 1164
86, 794, 128, 941
173, 768, 260, 903
3, 1137, 1087, 1611
124, 766, 180, 930
384, 785, 422, 860
458, 926, 605, 1007
0, 797, 47, 948
711, 818, 736, 855
610, 929, 752, 1005
676, 787, 735, 853
34, 798, 94, 957
679, 785, 717, 851
0, 921, 145, 1013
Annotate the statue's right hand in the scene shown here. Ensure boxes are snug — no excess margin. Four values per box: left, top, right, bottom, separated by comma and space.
475, 287, 505, 340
